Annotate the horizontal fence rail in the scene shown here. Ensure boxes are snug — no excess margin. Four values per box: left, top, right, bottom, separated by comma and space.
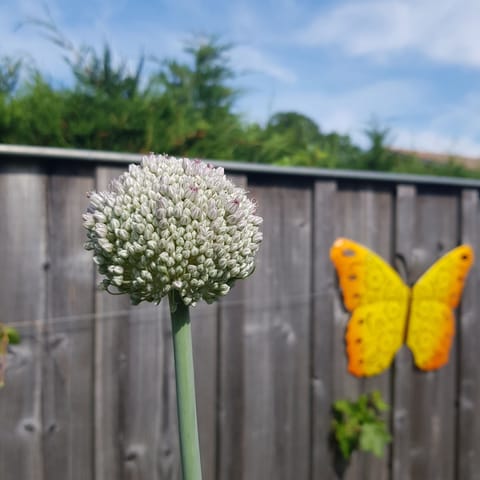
0, 144, 479, 480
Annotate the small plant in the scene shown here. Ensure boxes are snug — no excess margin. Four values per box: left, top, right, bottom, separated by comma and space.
331, 390, 391, 462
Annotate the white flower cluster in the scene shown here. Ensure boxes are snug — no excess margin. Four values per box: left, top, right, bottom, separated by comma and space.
83, 154, 263, 306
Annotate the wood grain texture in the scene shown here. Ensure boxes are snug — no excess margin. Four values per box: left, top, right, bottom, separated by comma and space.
333, 184, 393, 480
1, 159, 480, 480
122, 303, 166, 480
457, 189, 480, 480
217, 174, 248, 480
0, 164, 47, 480
359, 187, 393, 480
191, 301, 218, 480
409, 190, 458, 480
311, 181, 337, 480
43, 167, 95, 480
243, 183, 311, 480
392, 184, 416, 480
94, 166, 132, 480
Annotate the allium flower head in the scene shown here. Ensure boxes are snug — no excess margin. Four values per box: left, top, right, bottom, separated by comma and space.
83, 154, 263, 306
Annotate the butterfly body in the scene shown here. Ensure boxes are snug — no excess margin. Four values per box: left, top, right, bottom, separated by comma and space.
330, 238, 474, 377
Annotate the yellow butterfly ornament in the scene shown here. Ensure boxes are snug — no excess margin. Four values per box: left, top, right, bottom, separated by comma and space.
330, 238, 474, 377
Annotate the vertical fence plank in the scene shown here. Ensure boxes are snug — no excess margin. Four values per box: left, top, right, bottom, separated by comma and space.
43, 167, 95, 480
331, 187, 362, 480
332, 185, 394, 480
457, 189, 480, 480
311, 180, 337, 480
0, 165, 47, 480
94, 166, 131, 480
124, 302, 182, 480
392, 184, 416, 480
122, 303, 167, 480
243, 183, 311, 480
361, 188, 393, 480
217, 174, 248, 480
191, 301, 218, 480
409, 191, 458, 480
217, 291, 245, 480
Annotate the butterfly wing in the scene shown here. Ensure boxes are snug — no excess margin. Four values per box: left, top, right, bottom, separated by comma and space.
407, 245, 474, 371
330, 238, 410, 377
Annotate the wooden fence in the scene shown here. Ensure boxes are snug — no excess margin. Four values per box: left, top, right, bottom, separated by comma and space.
1, 144, 480, 480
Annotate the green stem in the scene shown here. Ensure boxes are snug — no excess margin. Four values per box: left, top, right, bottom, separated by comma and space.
168, 291, 203, 480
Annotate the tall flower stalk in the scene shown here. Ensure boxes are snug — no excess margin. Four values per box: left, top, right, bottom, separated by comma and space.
83, 154, 262, 479
169, 290, 201, 478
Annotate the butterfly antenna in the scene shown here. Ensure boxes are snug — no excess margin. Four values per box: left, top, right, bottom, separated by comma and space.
394, 252, 409, 284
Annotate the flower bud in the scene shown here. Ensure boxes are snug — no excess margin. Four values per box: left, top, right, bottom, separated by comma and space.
84, 154, 262, 306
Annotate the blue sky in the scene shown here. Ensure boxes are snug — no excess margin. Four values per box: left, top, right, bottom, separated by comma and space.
2, 0, 480, 157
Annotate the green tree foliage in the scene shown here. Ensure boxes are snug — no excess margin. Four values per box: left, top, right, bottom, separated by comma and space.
238, 111, 362, 167
0, 32, 479, 179
359, 123, 396, 171
0, 55, 22, 95
0, 74, 67, 146
150, 38, 244, 159
70, 44, 145, 99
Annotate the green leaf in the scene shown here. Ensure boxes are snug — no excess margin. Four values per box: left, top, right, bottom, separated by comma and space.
370, 390, 389, 412
333, 399, 353, 415
359, 423, 391, 457
331, 391, 391, 463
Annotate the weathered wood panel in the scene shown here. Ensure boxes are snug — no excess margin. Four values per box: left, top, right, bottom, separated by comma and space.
122, 303, 167, 480
0, 152, 479, 480
311, 180, 337, 480
243, 182, 311, 480
332, 185, 394, 480
392, 184, 416, 480
191, 301, 218, 480
43, 167, 95, 480
359, 187, 393, 480
457, 189, 480, 480
217, 174, 248, 480
409, 190, 458, 480
0, 164, 47, 480
94, 166, 132, 480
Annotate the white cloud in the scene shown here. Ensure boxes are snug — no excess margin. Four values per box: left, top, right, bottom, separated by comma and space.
391, 129, 480, 158
297, 0, 480, 68
427, 93, 480, 140
261, 79, 425, 132
392, 92, 480, 157
297, 1, 412, 55
231, 45, 297, 83
240, 78, 480, 157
